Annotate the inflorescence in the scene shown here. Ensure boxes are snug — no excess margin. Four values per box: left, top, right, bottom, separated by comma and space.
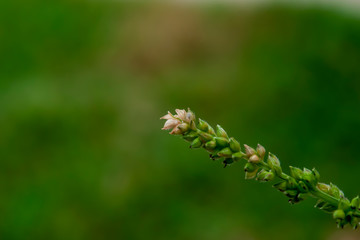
160, 108, 360, 229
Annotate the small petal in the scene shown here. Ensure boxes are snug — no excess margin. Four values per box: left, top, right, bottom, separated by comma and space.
160, 111, 174, 120
162, 119, 181, 130
175, 109, 187, 121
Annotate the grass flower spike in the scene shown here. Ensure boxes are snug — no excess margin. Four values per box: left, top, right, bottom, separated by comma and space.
160, 108, 360, 229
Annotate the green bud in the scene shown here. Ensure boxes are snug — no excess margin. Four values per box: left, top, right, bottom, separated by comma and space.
289, 166, 303, 180
177, 123, 189, 133
289, 194, 304, 204
182, 132, 198, 142
223, 158, 234, 168
273, 181, 287, 192
216, 125, 228, 138
205, 140, 217, 150
244, 162, 257, 173
217, 147, 233, 157
297, 181, 308, 193
229, 137, 241, 152
267, 153, 282, 175
317, 183, 330, 193
329, 183, 344, 199
333, 209, 345, 220
207, 125, 215, 135
198, 118, 209, 131
245, 170, 258, 180
199, 132, 213, 142
351, 196, 360, 210
256, 170, 274, 182
190, 137, 202, 148
302, 168, 317, 186
256, 144, 266, 159
232, 152, 245, 161
312, 168, 320, 181
214, 137, 229, 147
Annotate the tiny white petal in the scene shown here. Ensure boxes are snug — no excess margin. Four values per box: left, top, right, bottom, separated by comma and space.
175, 109, 187, 121
162, 119, 181, 130
160, 111, 174, 120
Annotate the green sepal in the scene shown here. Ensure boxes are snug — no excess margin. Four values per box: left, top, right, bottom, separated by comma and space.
317, 183, 330, 194
297, 181, 308, 193
351, 196, 360, 210
182, 132, 198, 142
320, 203, 337, 213
244, 162, 257, 173
302, 168, 317, 186
312, 168, 320, 181
232, 152, 245, 161
245, 170, 258, 180
256, 170, 274, 182
284, 190, 298, 198
329, 183, 344, 199
229, 137, 240, 152
216, 125, 228, 138
190, 137, 202, 148
217, 147, 233, 157
273, 181, 287, 192
223, 158, 234, 167
207, 125, 215, 135
287, 178, 298, 189
288, 194, 304, 204
214, 137, 229, 147
314, 199, 327, 209
198, 118, 209, 131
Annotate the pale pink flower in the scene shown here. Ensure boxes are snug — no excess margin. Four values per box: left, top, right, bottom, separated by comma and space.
161, 109, 193, 135
162, 119, 181, 130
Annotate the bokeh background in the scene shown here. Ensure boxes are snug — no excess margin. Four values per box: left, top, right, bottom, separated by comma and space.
1, 0, 360, 239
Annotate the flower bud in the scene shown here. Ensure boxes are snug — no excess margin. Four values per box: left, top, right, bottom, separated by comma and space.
256, 170, 274, 182
186, 108, 195, 122
232, 152, 245, 161
245, 170, 257, 180
190, 137, 202, 148
215, 137, 229, 147
267, 153, 282, 175
199, 132, 213, 142
329, 183, 344, 199
244, 144, 256, 158
216, 125, 228, 138
289, 166, 303, 180
249, 155, 260, 163
333, 209, 345, 220
182, 132, 198, 142
302, 168, 317, 185
207, 125, 215, 135
317, 183, 330, 193
351, 196, 360, 210
256, 144, 266, 159
177, 123, 189, 133
287, 178, 297, 189
244, 162, 257, 172
229, 137, 241, 152
217, 147, 233, 157
198, 118, 209, 131
205, 140, 217, 150
273, 181, 287, 192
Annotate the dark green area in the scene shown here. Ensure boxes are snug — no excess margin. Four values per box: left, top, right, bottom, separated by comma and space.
1, 1, 360, 239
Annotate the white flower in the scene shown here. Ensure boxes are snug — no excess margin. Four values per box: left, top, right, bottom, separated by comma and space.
160, 109, 193, 135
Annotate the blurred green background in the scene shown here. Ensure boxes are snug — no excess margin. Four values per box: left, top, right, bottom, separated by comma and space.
1, 1, 360, 239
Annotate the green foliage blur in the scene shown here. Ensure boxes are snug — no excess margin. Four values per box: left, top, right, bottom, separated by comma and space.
1, 1, 360, 239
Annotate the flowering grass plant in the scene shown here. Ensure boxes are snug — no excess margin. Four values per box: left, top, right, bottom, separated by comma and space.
161, 109, 360, 229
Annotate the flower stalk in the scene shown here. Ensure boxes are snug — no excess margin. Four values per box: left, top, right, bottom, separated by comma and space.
160, 108, 360, 229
